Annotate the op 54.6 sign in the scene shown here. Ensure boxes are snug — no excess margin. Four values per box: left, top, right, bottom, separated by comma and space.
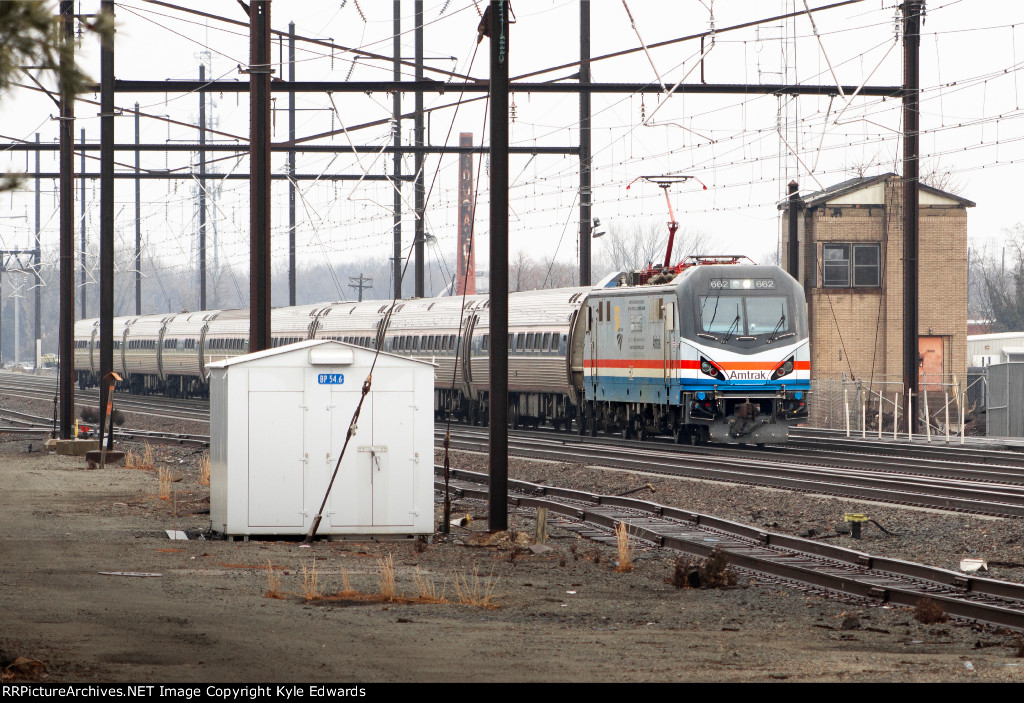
318, 373, 345, 385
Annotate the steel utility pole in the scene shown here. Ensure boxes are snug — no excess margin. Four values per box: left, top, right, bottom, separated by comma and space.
578, 0, 592, 287
902, 0, 923, 434
80, 128, 86, 319
249, 0, 272, 353
99, 0, 115, 450
33, 134, 41, 370
488, 0, 510, 532
58, 0, 75, 439
413, 0, 425, 298
288, 21, 297, 306
787, 180, 800, 282
199, 64, 208, 311
392, 0, 403, 299
135, 103, 141, 315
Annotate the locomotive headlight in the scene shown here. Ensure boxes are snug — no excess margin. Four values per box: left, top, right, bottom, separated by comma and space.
699, 357, 724, 380
742, 279, 752, 289
771, 357, 795, 380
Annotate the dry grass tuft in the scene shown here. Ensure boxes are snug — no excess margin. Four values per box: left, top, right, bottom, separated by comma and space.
453, 566, 500, 609
302, 558, 321, 601
378, 553, 397, 601
413, 567, 447, 603
199, 453, 210, 486
124, 449, 137, 470
265, 559, 285, 599
140, 442, 155, 472
156, 468, 172, 501
914, 597, 949, 624
614, 521, 634, 573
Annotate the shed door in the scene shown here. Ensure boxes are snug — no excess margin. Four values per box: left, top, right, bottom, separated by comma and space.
327, 391, 374, 528
248, 390, 305, 527
370, 391, 416, 526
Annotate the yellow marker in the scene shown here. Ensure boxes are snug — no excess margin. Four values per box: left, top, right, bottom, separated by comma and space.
844, 513, 869, 523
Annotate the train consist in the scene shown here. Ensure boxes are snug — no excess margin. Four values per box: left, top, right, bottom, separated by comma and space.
73, 257, 809, 443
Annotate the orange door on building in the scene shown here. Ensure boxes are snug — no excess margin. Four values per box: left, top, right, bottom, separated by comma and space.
918, 336, 944, 390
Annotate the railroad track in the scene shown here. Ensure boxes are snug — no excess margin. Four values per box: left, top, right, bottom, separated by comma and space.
0, 373, 209, 423
437, 467, 1024, 632
0, 407, 208, 447
9, 371, 1024, 513
440, 426, 1024, 518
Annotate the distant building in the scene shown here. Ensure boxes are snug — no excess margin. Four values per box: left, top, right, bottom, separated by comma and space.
967, 331, 1024, 366
780, 173, 975, 389
967, 319, 994, 336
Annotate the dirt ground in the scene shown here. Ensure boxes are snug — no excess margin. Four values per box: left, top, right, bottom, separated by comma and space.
2, 436, 1024, 683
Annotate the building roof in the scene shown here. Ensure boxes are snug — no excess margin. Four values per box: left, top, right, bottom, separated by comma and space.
778, 172, 976, 209
206, 339, 435, 370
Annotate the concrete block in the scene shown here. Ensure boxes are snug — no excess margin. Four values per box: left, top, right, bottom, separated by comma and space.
54, 439, 100, 456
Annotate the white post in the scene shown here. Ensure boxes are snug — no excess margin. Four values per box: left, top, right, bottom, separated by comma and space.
945, 391, 950, 444
861, 396, 866, 439
877, 391, 883, 440
844, 387, 850, 437
907, 388, 913, 442
924, 383, 931, 442
894, 392, 899, 440
960, 386, 966, 445
952, 374, 961, 432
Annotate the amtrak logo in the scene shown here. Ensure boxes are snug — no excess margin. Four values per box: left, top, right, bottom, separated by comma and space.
726, 370, 768, 381
616, 333, 623, 350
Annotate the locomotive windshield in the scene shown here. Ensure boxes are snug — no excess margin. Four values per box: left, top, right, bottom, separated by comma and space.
698, 295, 792, 340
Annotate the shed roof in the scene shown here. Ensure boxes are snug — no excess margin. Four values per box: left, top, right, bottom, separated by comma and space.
778, 172, 975, 209
206, 339, 435, 370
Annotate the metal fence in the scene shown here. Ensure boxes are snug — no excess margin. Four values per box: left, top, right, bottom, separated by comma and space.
809, 373, 968, 441
986, 362, 1024, 438
966, 367, 988, 412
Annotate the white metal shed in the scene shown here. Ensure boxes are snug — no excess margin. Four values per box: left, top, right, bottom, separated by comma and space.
207, 340, 435, 537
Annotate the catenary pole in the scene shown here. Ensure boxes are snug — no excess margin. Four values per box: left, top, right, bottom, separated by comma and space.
578, 0, 592, 286
902, 1, 923, 434
414, 0, 425, 298
249, 0, 272, 353
288, 21, 297, 306
393, 1, 403, 299
488, 0, 510, 532
99, 0, 115, 450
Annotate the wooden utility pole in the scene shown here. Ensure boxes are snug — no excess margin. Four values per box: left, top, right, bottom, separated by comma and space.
348, 274, 373, 302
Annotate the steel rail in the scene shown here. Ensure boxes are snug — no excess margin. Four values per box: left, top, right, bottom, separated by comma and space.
441, 427, 1024, 517
438, 468, 1024, 632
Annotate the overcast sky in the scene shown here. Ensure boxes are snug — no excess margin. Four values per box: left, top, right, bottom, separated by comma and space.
1, 0, 1020, 304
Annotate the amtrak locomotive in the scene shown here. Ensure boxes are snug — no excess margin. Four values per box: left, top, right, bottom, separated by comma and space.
581, 257, 809, 444
73, 256, 809, 444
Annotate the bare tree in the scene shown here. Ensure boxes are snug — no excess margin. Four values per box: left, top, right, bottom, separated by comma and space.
594, 219, 711, 278
509, 249, 532, 292
920, 157, 964, 195
971, 225, 1024, 332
